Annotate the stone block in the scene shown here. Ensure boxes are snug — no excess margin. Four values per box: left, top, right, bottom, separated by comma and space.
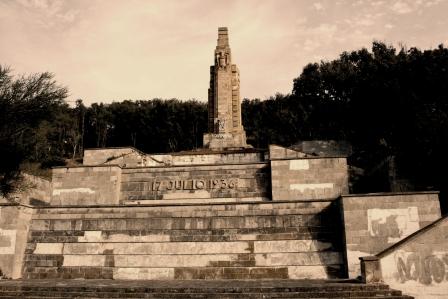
63, 255, 106, 267
255, 252, 342, 266
271, 156, 348, 201
33, 243, 63, 255
254, 240, 333, 253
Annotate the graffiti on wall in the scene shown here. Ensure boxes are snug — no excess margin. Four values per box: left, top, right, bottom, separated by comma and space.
395, 252, 448, 285
367, 207, 419, 243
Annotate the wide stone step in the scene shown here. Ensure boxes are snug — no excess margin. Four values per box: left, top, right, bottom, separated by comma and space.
28, 229, 338, 245
29, 215, 336, 231
32, 206, 336, 219
28, 240, 338, 255
25, 252, 342, 266
0, 280, 414, 299
29, 227, 336, 235
0, 295, 415, 299
33, 201, 335, 216
23, 265, 344, 280
0, 293, 413, 299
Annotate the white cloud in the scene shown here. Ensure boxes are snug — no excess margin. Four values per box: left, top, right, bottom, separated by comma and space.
371, 1, 386, 6
343, 12, 383, 28
425, 0, 443, 7
357, 17, 375, 27
298, 23, 338, 52
313, 2, 324, 10
295, 17, 308, 26
14, 0, 79, 28
391, 1, 413, 14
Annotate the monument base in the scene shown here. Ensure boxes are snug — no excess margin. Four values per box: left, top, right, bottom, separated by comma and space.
22, 199, 345, 280
203, 131, 251, 150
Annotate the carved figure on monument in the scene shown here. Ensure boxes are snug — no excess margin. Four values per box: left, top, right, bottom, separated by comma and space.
203, 27, 249, 149
216, 51, 228, 69
215, 118, 226, 131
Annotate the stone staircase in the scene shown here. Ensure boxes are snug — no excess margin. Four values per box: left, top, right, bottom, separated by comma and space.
0, 279, 414, 298
23, 200, 345, 280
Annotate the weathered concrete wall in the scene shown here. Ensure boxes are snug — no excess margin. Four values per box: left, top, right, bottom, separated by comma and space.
23, 201, 344, 280
0, 204, 33, 279
271, 157, 348, 201
20, 174, 51, 205
341, 192, 441, 278
291, 140, 352, 157
378, 216, 448, 299
104, 151, 146, 167
86, 147, 265, 167
269, 144, 307, 160
120, 163, 270, 203
169, 151, 264, 166
84, 147, 146, 167
144, 151, 264, 167
51, 166, 122, 206
0, 174, 51, 206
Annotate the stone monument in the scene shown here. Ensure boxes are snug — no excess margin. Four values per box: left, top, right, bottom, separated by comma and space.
0, 27, 445, 299
203, 27, 249, 149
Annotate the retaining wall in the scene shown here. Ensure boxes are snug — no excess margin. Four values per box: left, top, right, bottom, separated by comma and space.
0, 204, 33, 279
341, 192, 441, 278
378, 216, 448, 299
51, 166, 122, 206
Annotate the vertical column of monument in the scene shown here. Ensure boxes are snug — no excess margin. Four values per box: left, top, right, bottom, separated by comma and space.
204, 27, 249, 148
214, 27, 233, 134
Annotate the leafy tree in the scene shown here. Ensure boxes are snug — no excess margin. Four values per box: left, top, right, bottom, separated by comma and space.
0, 66, 67, 198
291, 42, 448, 211
82, 99, 208, 153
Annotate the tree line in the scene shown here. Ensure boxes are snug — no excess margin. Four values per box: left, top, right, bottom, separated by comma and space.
1, 42, 447, 212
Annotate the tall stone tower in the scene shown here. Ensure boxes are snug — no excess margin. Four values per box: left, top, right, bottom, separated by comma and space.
203, 27, 249, 149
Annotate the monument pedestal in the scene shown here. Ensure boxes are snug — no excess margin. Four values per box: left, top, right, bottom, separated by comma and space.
203, 131, 249, 150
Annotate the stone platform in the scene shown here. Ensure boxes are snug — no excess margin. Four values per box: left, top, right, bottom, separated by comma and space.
0, 144, 443, 298
23, 200, 345, 280
0, 279, 414, 298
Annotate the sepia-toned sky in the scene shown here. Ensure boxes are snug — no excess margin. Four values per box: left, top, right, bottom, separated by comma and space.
1, 0, 448, 105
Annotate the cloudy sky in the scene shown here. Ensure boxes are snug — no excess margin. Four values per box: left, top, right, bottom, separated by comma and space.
1, 0, 447, 105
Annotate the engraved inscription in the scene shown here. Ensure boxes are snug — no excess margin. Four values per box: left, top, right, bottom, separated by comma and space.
150, 178, 238, 191
212, 134, 225, 139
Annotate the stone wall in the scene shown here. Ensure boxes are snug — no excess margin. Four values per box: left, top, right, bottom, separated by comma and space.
269, 145, 307, 160
83, 147, 144, 166
270, 157, 348, 201
0, 204, 33, 279
23, 201, 344, 280
291, 140, 352, 157
20, 174, 51, 205
169, 151, 264, 166
120, 163, 270, 203
341, 192, 441, 278
51, 166, 122, 206
378, 216, 448, 299
86, 147, 265, 167
0, 174, 51, 206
